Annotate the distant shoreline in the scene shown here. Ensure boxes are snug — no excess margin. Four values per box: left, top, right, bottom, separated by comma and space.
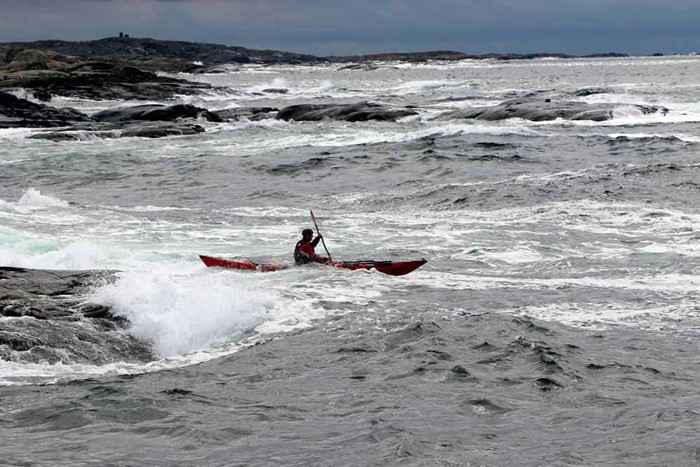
2, 37, 689, 68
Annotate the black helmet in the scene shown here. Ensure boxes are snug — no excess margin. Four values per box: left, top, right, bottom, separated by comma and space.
302, 228, 314, 236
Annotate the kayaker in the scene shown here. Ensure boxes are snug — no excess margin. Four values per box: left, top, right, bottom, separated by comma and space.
294, 228, 329, 265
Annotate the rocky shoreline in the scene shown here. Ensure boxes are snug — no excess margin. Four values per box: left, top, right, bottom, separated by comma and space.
0, 90, 670, 140
0, 36, 673, 140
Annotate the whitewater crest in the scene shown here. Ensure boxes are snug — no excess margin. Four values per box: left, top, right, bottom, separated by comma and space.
93, 267, 277, 357
0, 188, 69, 213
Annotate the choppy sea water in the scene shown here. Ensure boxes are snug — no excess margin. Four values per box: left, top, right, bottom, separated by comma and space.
2, 56, 700, 465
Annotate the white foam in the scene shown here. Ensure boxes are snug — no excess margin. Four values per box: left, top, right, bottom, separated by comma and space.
233, 120, 539, 153
93, 265, 276, 357
605, 133, 700, 143
390, 79, 475, 96
0, 240, 130, 270
507, 301, 700, 333
0, 128, 36, 140
214, 206, 309, 218
483, 248, 546, 264
0, 188, 69, 214
127, 205, 198, 213
246, 77, 289, 94
409, 270, 700, 293
570, 93, 700, 126
0, 254, 339, 385
3, 195, 700, 383
0, 341, 253, 387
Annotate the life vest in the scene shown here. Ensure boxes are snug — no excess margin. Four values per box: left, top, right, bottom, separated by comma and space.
294, 239, 313, 265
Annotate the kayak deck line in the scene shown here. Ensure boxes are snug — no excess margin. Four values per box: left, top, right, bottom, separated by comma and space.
199, 255, 427, 276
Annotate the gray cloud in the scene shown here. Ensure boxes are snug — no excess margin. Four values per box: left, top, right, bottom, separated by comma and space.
2, 0, 699, 55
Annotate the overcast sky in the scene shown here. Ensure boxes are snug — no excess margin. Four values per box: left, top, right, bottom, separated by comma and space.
1, 0, 699, 56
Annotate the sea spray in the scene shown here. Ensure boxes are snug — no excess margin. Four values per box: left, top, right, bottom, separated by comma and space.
93, 266, 277, 357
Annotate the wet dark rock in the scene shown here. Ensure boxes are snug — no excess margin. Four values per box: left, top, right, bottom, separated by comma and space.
29, 121, 206, 141
32, 89, 52, 102
213, 106, 278, 122
0, 60, 212, 101
0, 267, 112, 320
336, 345, 377, 353
451, 365, 470, 375
21, 101, 219, 139
162, 388, 195, 396
435, 98, 669, 122
93, 103, 221, 123
121, 122, 206, 138
192, 67, 228, 74
573, 87, 613, 97
0, 331, 42, 351
276, 102, 418, 122
0, 91, 91, 128
1, 96, 217, 139
261, 88, 288, 94
0, 267, 155, 364
338, 63, 380, 71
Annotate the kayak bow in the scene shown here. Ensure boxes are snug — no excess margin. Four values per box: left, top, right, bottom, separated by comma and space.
199, 255, 426, 276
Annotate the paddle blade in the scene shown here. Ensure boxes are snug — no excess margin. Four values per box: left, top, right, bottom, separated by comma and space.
310, 210, 332, 262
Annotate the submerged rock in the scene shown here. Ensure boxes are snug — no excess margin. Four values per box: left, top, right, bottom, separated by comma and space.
436, 98, 669, 122
276, 102, 418, 122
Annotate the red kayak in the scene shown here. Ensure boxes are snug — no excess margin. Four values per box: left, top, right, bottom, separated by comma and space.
199, 255, 426, 276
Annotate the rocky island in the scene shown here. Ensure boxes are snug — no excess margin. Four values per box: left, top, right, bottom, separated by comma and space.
0, 37, 654, 139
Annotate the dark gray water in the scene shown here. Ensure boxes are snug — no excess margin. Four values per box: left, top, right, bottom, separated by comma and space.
2, 56, 700, 465
4, 311, 700, 466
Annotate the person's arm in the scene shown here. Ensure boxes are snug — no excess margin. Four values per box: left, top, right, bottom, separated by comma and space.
311, 235, 321, 247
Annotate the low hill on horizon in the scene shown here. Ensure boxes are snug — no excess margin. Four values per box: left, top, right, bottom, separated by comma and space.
2, 36, 633, 67
4, 36, 324, 65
